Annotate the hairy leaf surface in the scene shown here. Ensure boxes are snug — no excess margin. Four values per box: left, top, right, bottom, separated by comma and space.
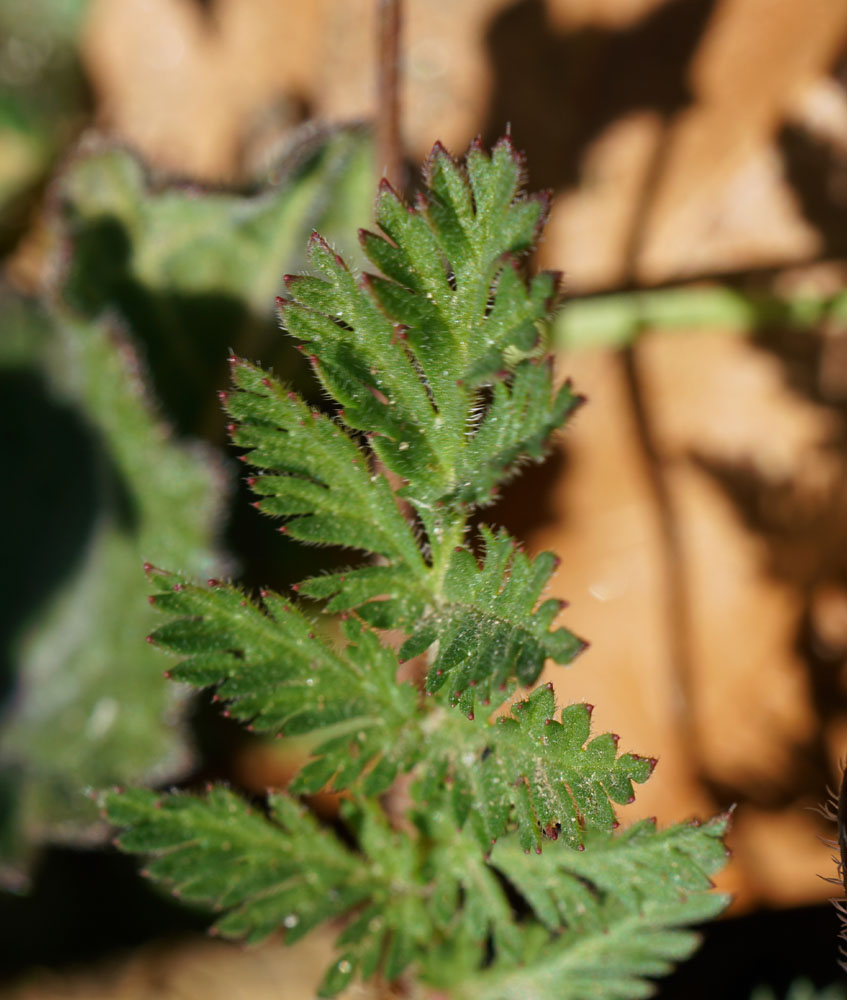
447, 360, 583, 508
451, 816, 730, 1000
102, 137, 730, 999
105, 786, 366, 945
490, 814, 729, 927
417, 685, 653, 852
402, 528, 586, 714
455, 893, 727, 1000
146, 572, 419, 791
226, 359, 426, 571
276, 137, 571, 514
105, 789, 461, 996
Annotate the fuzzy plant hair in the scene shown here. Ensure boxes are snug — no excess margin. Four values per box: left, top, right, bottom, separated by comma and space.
102, 137, 730, 999
820, 762, 847, 970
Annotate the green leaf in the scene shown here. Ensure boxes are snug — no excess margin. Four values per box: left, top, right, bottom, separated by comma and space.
416, 806, 522, 966
97, 138, 731, 998
145, 572, 419, 790
452, 816, 731, 1000
0, 308, 223, 876
405, 527, 586, 714
459, 893, 727, 1000
298, 564, 427, 631
490, 814, 729, 925
222, 138, 584, 706
105, 789, 442, 996
226, 358, 426, 572
54, 127, 374, 434
103, 787, 368, 945
277, 137, 569, 515
279, 233, 451, 501
424, 685, 653, 853
0, 128, 376, 874
447, 361, 584, 508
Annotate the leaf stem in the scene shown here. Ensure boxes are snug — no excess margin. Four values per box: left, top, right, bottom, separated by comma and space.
427, 515, 467, 601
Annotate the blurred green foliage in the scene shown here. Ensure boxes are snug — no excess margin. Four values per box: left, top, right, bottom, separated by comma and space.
0, 296, 223, 882
55, 129, 373, 434
555, 285, 847, 351
0, 125, 374, 883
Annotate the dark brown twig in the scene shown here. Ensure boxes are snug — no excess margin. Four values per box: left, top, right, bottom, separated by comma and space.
376, 0, 404, 190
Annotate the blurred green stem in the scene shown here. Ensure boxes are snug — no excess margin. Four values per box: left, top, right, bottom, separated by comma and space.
556, 284, 847, 350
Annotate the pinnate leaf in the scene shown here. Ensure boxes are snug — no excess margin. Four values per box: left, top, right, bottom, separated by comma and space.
100, 137, 730, 1000
105, 789, 450, 996
455, 892, 728, 1000
105, 786, 365, 945
403, 528, 586, 714
226, 358, 426, 570
447, 360, 584, 508
422, 684, 653, 853
489, 813, 729, 929
146, 571, 419, 790
277, 137, 570, 514
452, 816, 731, 1000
